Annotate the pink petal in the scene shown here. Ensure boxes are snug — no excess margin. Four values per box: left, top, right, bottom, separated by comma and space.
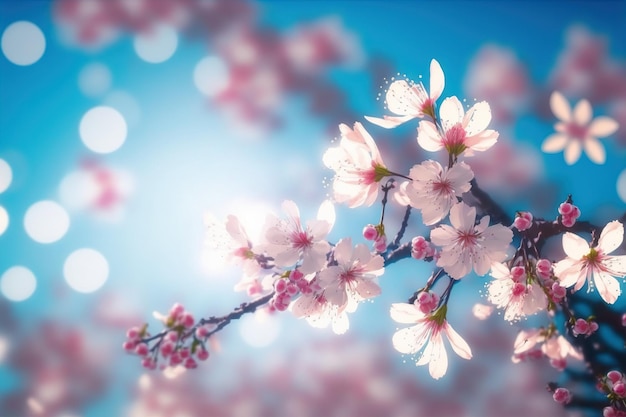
390, 303, 421, 324
598, 221, 624, 254
429, 59, 445, 100
427, 333, 448, 379
281, 200, 301, 222
463, 101, 492, 136
464, 129, 499, 152
564, 141, 582, 165
417, 120, 443, 152
573, 99, 592, 125
225, 215, 249, 246
291, 294, 320, 317
430, 224, 457, 246
562, 232, 590, 259
449, 202, 475, 231
489, 262, 511, 280
541, 133, 568, 153
439, 96, 465, 132
444, 323, 472, 359
446, 161, 474, 190
332, 238, 353, 267
588, 116, 619, 137
593, 270, 621, 304
355, 279, 381, 299
604, 255, 626, 276
364, 114, 416, 128
550, 91, 571, 122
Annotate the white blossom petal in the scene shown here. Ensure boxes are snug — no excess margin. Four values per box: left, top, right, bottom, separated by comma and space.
444, 324, 472, 359
364, 114, 415, 128
440, 96, 465, 131
593, 270, 621, 304
429, 59, 445, 100
390, 303, 421, 323
463, 101, 492, 136
562, 232, 589, 259
550, 91, 571, 122
583, 137, 606, 164
541, 133, 568, 153
573, 99, 592, 125
598, 221, 624, 254
564, 141, 582, 165
588, 116, 619, 137
317, 200, 336, 230
417, 120, 443, 152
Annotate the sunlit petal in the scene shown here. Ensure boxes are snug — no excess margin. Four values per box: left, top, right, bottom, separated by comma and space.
573, 99, 592, 125
429, 59, 445, 100
364, 114, 415, 128
588, 116, 619, 137
564, 141, 582, 165
550, 91, 571, 122
598, 221, 624, 254
562, 232, 590, 259
593, 271, 621, 304
541, 133, 568, 153
439, 96, 464, 131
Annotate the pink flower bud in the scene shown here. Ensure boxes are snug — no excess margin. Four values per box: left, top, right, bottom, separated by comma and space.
362, 224, 378, 241
123, 341, 136, 352
289, 269, 304, 281
179, 348, 190, 359
160, 341, 174, 357
513, 212, 533, 231
169, 352, 182, 366
510, 266, 526, 281
196, 326, 209, 339
197, 349, 210, 361
184, 357, 198, 369
551, 283, 566, 299
274, 279, 287, 294
561, 215, 576, 228
247, 281, 263, 296
126, 327, 140, 340
608, 370, 623, 383
512, 282, 527, 297
552, 387, 571, 404
166, 331, 179, 343
135, 343, 149, 356
141, 357, 156, 370
614, 382, 626, 397
558, 202, 574, 215
286, 283, 298, 296
170, 303, 185, 318
180, 312, 195, 328
550, 357, 567, 371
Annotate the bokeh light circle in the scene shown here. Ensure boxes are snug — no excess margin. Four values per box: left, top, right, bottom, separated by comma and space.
78, 62, 112, 97
0, 158, 12, 193
24, 200, 70, 243
1, 266, 36, 301
79, 106, 127, 153
64, 248, 109, 293
1, 21, 45, 65
193, 56, 229, 96
133, 25, 178, 63
59, 170, 100, 210
0, 206, 8, 236
617, 168, 626, 204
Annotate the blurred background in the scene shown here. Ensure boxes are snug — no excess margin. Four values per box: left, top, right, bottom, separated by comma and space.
1, 1, 625, 416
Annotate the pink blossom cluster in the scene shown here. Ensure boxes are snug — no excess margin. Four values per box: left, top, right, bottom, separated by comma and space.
362, 223, 387, 252
124, 303, 211, 370
411, 236, 435, 260
513, 211, 533, 231
571, 317, 598, 337
552, 387, 572, 405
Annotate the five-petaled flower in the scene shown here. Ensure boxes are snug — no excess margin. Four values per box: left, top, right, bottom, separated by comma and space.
430, 202, 513, 279
365, 59, 445, 127
317, 237, 384, 310
390, 303, 472, 379
323, 122, 391, 208
417, 96, 499, 157
541, 91, 619, 165
487, 263, 547, 322
554, 220, 626, 304
406, 160, 474, 225
264, 200, 335, 274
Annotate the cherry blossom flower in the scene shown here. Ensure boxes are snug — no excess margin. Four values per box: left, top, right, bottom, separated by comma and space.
365, 59, 444, 127
554, 220, 626, 304
512, 328, 582, 370
416, 96, 499, 157
430, 202, 513, 279
323, 122, 391, 207
390, 303, 472, 379
316, 237, 384, 310
487, 263, 547, 322
264, 200, 335, 274
405, 160, 474, 225
541, 91, 619, 165
291, 290, 357, 335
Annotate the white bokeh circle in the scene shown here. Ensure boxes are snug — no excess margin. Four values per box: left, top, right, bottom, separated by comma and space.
617, 168, 626, 204
1, 21, 46, 66
78, 62, 112, 97
0, 158, 12, 193
1, 266, 36, 301
0, 206, 8, 236
239, 312, 280, 347
24, 200, 70, 243
194, 56, 229, 96
59, 170, 100, 210
64, 248, 109, 293
79, 106, 127, 153
134, 25, 178, 64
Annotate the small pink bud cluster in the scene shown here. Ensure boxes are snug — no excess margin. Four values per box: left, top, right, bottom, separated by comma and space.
535, 259, 553, 281
269, 269, 312, 312
549, 282, 567, 303
510, 265, 528, 297
411, 236, 435, 260
558, 201, 581, 227
604, 407, 626, 417
572, 318, 599, 337
415, 291, 439, 314
513, 211, 533, 231
552, 387, 572, 405
606, 371, 626, 398
363, 224, 387, 252
124, 303, 213, 370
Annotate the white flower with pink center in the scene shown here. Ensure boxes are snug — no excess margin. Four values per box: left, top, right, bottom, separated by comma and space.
291, 290, 356, 335
317, 237, 384, 310
417, 96, 499, 157
430, 202, 513, 279
264, 200, 335, 274
204, 213, 260, 278
554, 220, 626, 304
406, 160, 474, 225
390, 304, 472, 379
365, 59, 445, 128
323, 122, 390, 208
512, 328, 583, 369
541, 91, 619, 165
487, 263, 548, 322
